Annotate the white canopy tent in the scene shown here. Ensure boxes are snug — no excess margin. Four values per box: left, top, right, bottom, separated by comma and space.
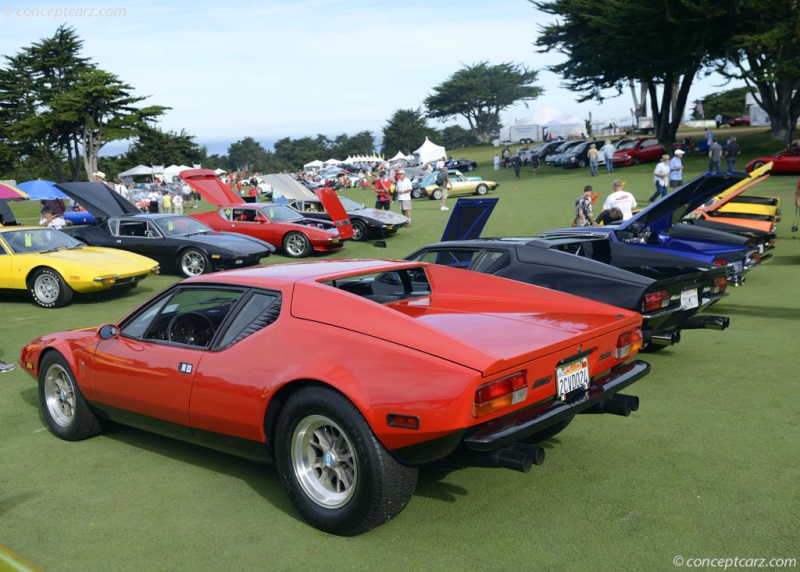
304, 159, 324, 170
118, 165, 154, 178
324, 158, 342, 165
163, 164, 193, 182
214, 168, 227, 175
389, 151, 409, 161
413, 138, 447, 165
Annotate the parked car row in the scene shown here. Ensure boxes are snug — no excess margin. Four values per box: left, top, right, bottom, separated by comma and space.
9, 161, 784, 540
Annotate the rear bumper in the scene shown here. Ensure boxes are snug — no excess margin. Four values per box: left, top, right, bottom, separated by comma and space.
391, 360, 650, 464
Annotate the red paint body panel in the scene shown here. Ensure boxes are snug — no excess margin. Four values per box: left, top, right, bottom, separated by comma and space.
313, 188, 354, 240
745, 147, 800, 175
180, 169, 244, 206
21, 260, 645, 455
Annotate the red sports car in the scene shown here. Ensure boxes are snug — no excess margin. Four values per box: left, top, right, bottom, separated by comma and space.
21, 260, 649, 536
182, 169, 353, 258
612, 137, 665, 166
745, 145, 800, 175
728, 116, 750, 126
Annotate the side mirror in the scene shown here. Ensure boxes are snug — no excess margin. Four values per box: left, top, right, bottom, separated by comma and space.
98, 324, 120, 340
254, 216, 266, 223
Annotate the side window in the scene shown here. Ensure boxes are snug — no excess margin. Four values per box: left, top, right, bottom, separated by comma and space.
120, 287, 245, 348
217, 292, 281, 347
470, 250, 509, 274
219, 208, 233, 221
0, 241, 7, 255
412, 249, 477, 268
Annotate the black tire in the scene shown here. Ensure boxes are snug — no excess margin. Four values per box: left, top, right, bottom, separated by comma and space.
38, 352, 104, 441
475, 184, 488, 195
752, 161, 766, 170
578, 159, 587, 168
632, 156, 640, 165
520, 415, 574, 444
411, 187, 423, 199
178, 248, 210, 277
351, 220, 369, 242
275, 386, 418, 536
283, 231, 312, 258
29, 268, 73, 308
432, 189, 443, 200
466, 164, 474, 171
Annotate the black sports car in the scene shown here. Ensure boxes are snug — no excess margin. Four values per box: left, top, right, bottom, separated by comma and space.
448, 158, 478, 172
406, 236, 730, 351
57, 182, 275, 277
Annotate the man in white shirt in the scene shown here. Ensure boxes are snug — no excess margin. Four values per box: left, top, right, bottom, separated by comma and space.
394, 169, 413, 225
649, 154, 671, 203
172, 192, 183, 214
603, 179, 637, 220
39, 206, 66, 229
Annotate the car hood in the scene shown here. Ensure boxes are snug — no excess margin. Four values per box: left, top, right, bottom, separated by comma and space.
441, 198, 498, 241
352, 207, 408, 225
262, 174, 317, 201
180, 169, 244, 207
55, 182, 141, 219
698, 162, 772, 213
314, 188, 354, 240
185, 230, 276, 254
616, 172, 751, 234
25, 246, 158, 273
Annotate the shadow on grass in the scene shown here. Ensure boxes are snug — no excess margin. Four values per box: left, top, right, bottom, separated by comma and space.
718, 303, 800, 321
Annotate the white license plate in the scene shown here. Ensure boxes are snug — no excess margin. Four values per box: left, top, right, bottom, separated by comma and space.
733, 260, 743, 273
556, 357, 590, 401
680, 288, 698, 309
757, 244, 764, 254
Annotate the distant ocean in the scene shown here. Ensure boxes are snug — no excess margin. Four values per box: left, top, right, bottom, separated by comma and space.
100, 137, 281, 158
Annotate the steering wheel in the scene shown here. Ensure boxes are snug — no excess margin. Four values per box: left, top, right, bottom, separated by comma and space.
167, 312, 216, 346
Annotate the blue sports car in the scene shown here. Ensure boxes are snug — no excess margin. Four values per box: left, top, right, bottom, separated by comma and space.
540, 172, 763, 285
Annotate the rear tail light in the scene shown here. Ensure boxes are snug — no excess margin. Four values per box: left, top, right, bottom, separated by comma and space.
616, 329, 643, 359
748, 251, 761, 265
713, 258, 726, 267
642, 290, 670, 312
708, 276, 727, 295
473, 371, 527, 418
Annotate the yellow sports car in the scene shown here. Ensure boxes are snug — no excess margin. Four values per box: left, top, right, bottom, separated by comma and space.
423, 171, 499, 200
0, 226, 159, 308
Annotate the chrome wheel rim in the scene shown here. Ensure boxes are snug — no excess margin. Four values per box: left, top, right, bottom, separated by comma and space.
34, 274, 59, 304
352, 224, 365, 241
285, 234, 307, 257
292, 415, 357, 508
181, 251, 205, 276
43, 363, 75, 428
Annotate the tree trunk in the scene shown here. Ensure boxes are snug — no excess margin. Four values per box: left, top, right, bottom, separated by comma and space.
748, 73, 800, 144
649, 70, 696, 149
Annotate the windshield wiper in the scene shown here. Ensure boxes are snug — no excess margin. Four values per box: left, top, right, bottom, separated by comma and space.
40, 246, 67, 254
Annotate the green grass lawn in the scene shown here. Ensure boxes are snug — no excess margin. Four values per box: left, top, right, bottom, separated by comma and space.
1, 130, 798, 570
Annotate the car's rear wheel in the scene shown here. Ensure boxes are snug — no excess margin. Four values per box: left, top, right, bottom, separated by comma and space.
752, 161, 766, 170
578, 159, 587, 168
632, 156, 640, 165
179, 248, 210, 277
275, 386, 418, 536
466, 164, 474, 171
475, 184, 488, 195
351, 220, 368, 242
29, 268, 73, 308
432, 189, 443, 200
283, 231, 312, 258
411, 187, 423, 199
39, 352, 104, 441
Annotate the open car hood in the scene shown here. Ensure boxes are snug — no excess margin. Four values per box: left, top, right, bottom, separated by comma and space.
262, 174, 316, 201
314, 187, 353, 240
698, 162, 772, 213
441, 198, 498, 242
180, 169, 244, 207
616, 172, 751, 234
55, 182, 141, 220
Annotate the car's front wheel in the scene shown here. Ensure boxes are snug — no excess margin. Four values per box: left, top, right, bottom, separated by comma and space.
39, 352, 104, 441
475, 183, 488, 195
275, 386, 418, 536
351, 220, 368, 242
751, 161, 766, 170
432, 189, 443, 200
179, 248, 210, 277
283, 231, 312, 258
466, 164, 474, 171
29, 268, 73, 308
411, 187, 423, 199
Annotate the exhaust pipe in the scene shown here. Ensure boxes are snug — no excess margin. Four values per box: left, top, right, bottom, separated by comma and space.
457, 448, 534, 473
611, 393, 640, 412
510, 443, 546, 466
581, 394, 639, 417
681, 315, 730, 331
727, 275, 745, 287
644, 329, 681, 346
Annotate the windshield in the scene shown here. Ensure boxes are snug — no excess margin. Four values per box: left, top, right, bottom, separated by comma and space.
153, 216, 212, 236
617, 140, 638, 151
260, 204, 304, 223
2, 228, 84, 254
338, 197, 365, 211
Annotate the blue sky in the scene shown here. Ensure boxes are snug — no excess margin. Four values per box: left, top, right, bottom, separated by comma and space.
0, 0, 740, 154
